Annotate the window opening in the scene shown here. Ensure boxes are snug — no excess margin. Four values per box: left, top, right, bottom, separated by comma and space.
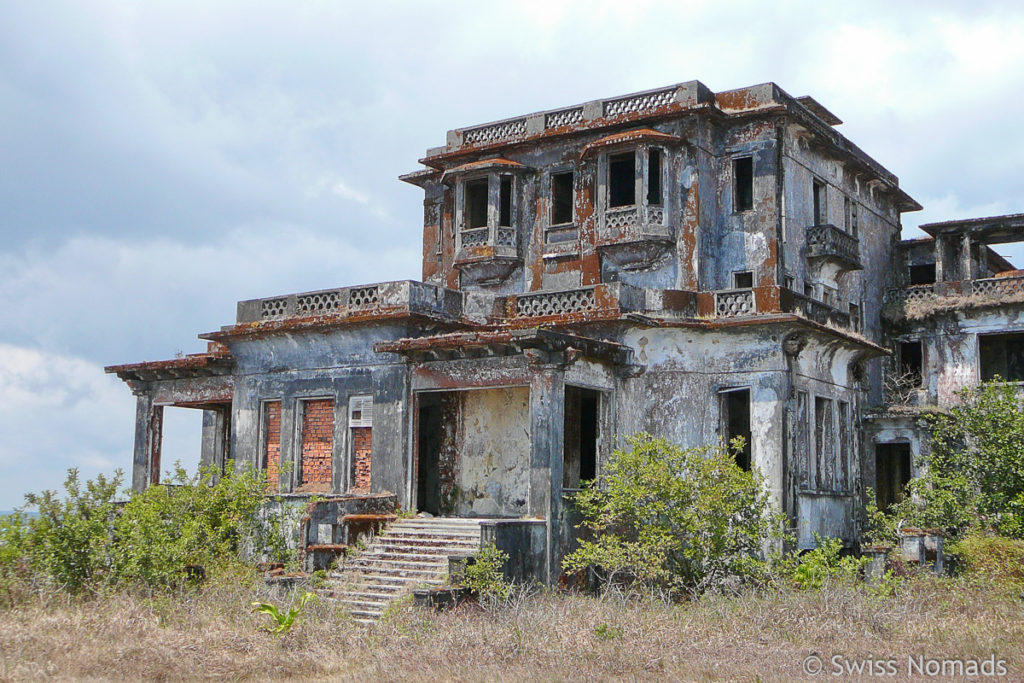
733, 270, 754, 289
812, 179, 826, 225
563, 387, 600, 489
875, 443, 911, 512
647, 148, 663, 206
608, 152, 635, 208
734, 156, 753, 212
465, 178, 488, 229
980, 333, 1024, 382
551, 171, 574, 225
898, 341, 924, 386
499, 176, 512, 227
908, 264, 937, 285
720, 388, 751, 471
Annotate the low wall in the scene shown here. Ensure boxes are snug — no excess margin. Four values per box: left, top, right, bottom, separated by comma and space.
480, 519, 547, 584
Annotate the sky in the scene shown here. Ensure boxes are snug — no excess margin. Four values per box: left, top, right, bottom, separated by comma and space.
2, 0, 1024, 509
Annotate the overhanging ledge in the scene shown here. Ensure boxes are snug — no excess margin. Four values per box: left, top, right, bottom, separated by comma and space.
375, 328, 634, 366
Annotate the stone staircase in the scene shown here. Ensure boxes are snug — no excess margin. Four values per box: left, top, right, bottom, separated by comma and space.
324, 517, 483, 624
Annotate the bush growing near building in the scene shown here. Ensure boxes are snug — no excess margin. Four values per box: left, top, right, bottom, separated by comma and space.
460, 543, 512, 602
781, 535, 869, 590
949, 531, 1024, 590
896, 380, 1024, 539
0, 463, 288, 594
113, 462, 289, 589
563, 433, 786, 597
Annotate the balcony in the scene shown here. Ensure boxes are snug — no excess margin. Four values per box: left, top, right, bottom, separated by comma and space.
234, 281, 462, 325
806, 223, 862, 273
884, 274, 1024, 320
784, 290, 852, 329
503, 283, 645, 322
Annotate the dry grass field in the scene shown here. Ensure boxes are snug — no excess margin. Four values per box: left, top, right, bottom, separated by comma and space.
1, 571, 1022, 682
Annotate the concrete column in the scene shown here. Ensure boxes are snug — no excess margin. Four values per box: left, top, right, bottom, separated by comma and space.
200, 407, 230, 478
528, 355, 565, 584
132, 394, 162, 492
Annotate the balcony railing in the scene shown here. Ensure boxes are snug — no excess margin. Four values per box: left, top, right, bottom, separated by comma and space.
806, 223, 861, 270
714, 289, 756, 317
884, 274, 1024, 312
236, 281, 462, 324
788, 291, 851, 329
506, 283, 644, 321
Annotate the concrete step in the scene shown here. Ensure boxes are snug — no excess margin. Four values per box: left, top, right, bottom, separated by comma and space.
359, 550, 452, 563
325, 517, 487, 624
376, 535, 480, 548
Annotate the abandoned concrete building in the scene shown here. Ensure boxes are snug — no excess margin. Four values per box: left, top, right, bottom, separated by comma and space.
106, 80, 1023, 608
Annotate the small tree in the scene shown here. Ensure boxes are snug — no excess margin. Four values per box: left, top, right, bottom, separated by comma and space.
562, 433, 785, 596
897, 380, 1024, 539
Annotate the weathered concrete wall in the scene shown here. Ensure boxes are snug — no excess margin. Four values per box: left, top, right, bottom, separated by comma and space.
453, 387, 531, 517
224, 321, 420, 504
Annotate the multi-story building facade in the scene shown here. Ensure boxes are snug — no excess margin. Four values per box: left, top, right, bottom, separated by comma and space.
107, 80, 1017, 582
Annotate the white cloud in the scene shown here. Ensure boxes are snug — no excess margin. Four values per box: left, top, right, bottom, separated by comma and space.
0, 345, 133, 506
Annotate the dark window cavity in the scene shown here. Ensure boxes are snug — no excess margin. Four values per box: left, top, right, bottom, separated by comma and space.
875, 443, 911, 512
908, 264, 937, 285
499, 176, 512, 227
898, 340, 924, 386
720, 388, 751, 471
733, 270, 754, 289
980, 333, 1024, 382
812, 179, 826, 225
734, 156, 753, 212
564, 387, 600, 489
465, 178, 488, 229
551, 171, 574, 225
608, 152, 635, 208
647, 148, 663, 206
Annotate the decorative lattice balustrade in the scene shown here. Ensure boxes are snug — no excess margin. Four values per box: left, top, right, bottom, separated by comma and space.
648, 207, 664, 225
460, 228, 488, 248
806, 223, 861, 267
515, 288, 598, 318
603, 88, 676, 117
462, 118, 527, 146
348, 286, 380, 310
239, 281, 461, 324
714, 289, 756, 317
296, 291, 341, 316
972, 275, 1024, 297
260, 298, 289, 320
885, 274, 1024, 312
605, 206, 639, 232
545, 107, 584, 129
496, 228, 516, 247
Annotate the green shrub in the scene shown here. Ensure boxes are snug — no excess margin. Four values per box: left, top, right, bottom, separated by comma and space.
461, 543, 511, 601
563, 434, 787, 597
949, 532, 1024, 590
22, 470, 122, 592
112, 462, 289, 588
899, 380, 1024, 538
782, 535, 869, 590
3, 463, 288, 594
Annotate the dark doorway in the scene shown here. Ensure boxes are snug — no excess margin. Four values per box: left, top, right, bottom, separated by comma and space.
720, 388, 752, 471
563, 387, 600, 489
417, 393, 443, 515
875, 443, 912, 512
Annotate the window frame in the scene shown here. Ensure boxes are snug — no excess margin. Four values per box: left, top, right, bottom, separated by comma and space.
455, 172, 518, 251
733, 156, 754, 213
